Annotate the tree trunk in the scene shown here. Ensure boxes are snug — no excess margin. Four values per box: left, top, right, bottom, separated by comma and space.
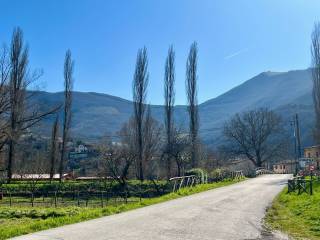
7, 140, 14, 183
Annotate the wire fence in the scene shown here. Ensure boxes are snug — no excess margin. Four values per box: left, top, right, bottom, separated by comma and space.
0, 170, 246, 208
0, 190, 142, 208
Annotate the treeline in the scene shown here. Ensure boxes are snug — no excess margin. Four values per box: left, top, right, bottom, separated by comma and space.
0, 27, 215, 185
99, 42, 213, 184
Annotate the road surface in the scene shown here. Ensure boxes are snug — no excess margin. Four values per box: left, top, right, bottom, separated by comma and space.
12, 174, 291, 240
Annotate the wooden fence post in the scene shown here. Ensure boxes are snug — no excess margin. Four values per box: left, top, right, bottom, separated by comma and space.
31, 192, 34, 207
102, 191, 105, 207
54, 191, 57, 207
77, 191, 80, 207
9, 191, 12, 207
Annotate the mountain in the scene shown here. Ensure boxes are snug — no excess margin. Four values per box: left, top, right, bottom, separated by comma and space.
199, 69, 314, 145
32, 68, 315, 146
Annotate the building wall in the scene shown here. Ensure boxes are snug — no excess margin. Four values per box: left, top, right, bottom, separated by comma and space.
304, 146, 320, 158
273, 163, 295, 174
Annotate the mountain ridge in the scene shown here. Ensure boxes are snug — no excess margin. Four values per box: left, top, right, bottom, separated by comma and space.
32, 68, 315, 146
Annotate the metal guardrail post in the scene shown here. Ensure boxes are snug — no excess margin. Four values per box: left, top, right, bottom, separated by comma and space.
173, 181, 177, 192
169, 175, 196, 192
179, 178, 184, 190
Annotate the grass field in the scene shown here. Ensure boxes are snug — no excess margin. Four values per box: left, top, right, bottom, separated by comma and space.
0, 178, 243, 240
266, 179, 320, 240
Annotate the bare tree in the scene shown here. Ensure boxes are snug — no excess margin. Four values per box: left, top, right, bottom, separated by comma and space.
143, 106, 161, 180
100, 121, 136, 197
6, 28, 58, 182
223, 108, 288, 168
0, 45, 11, 152
163, 45, 175, 179
311, 22, 320, 143
49, 115, 59, 180
186, 42, 199, 168
6, 28, 27, 182
16, 151, 47, 207
59, 50, 74, 181
132, 47, 148, 181
170, 129, 189, 176
100, 141, 132, 189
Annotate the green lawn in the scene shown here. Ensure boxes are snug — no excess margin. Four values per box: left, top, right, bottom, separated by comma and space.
266, 180, 320, 240
0, 178, 243, 240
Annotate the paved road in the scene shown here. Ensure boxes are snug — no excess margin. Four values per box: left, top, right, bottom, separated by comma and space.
12, 174, 291, 240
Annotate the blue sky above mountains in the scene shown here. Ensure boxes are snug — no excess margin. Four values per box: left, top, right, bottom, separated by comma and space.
1, 0, 319, 104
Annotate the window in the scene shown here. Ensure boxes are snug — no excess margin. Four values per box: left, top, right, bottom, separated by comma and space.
283, 165, 286, 169
316, 152, 319, 158
308, 153, 311, 158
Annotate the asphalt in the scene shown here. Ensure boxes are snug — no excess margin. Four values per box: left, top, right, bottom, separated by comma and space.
11, 174, 291, 240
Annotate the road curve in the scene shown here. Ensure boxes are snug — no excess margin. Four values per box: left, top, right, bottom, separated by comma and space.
12, 174, 291, 240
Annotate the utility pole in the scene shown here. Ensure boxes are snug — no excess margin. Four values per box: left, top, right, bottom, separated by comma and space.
295, 113, 302, 159
291, 113, 302, 175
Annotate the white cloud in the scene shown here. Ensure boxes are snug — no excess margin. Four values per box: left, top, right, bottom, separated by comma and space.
224, 48, 249, 60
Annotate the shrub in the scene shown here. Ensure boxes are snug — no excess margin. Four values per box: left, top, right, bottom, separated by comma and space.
0, 207, 80, 220
210, 168, 231, 182
185, 168, 208, 184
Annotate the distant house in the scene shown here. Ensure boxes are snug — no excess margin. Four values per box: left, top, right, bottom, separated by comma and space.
303, 145, 320, 169
304, 145, 320, 159
69, 144, 90, 160
11, 173, 74, 180
75, 144, 87, 153
273, 160, 296, 174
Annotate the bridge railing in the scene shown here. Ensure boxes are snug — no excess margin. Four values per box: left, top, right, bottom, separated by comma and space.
255, 168, 273, 176
169, 170, 246, 192
169, 175, 197, 192
230, 170, 245, 180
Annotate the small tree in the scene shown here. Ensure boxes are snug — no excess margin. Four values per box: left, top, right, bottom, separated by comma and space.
59, 50, 74, 181
186, 42, 199, 168
17, 151, 46, 207
100, 141, 133, 189
100, 122, 136, 198
143, 106, 161, 180
170, 129, 189, 176
223, 108, 287, 168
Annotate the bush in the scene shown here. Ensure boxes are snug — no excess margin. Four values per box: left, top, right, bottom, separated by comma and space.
185, 168, 208, 184
0, 207, 80, 219
210, 168, 231, 182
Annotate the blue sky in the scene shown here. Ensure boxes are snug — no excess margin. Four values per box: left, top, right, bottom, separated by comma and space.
1, 0, 319, 104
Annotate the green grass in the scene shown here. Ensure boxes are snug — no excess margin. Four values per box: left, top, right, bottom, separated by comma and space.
0, 178, 244, 240
266, 180, 320, 240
